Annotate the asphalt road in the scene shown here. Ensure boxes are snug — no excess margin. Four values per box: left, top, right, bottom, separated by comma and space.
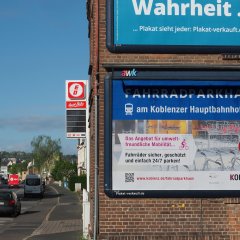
0, 184, 83, 240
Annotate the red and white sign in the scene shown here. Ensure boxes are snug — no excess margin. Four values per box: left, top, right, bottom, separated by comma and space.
66, 101, 86, 109
67, 81, 85, 100
65, 80, 87, 109
65, 80, 88, 139
67, 132, 86, 138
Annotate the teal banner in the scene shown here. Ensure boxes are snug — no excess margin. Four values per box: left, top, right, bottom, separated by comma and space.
107, 0, 240, 52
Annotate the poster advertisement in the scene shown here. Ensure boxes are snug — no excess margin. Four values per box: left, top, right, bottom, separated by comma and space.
105, 75, 240, 196
107, 0, 240, 52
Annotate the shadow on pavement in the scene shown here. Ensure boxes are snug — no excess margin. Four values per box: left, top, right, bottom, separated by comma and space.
19, 193, 64, 201
21, 210, 41, 215
42, 193, 64, 199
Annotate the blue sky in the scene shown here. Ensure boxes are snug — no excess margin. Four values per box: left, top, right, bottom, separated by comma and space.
0, 0, 89, 154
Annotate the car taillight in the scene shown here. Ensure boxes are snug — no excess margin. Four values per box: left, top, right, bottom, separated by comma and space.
8, 199, 15, 206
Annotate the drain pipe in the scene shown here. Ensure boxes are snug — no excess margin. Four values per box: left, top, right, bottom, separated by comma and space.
93, 82, 99, 240
93, 0, 99, 239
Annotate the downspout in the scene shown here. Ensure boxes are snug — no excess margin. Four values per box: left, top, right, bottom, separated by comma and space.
93, 0, 99, 239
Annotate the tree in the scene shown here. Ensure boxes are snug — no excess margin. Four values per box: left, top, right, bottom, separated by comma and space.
51, 159, 77, 181
8, 161, 28, 175
8, 164, 19, 174
31, 135, 62, 174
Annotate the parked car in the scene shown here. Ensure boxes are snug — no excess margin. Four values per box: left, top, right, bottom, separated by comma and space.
0, 189, 21, 217
18, 180, 25, 189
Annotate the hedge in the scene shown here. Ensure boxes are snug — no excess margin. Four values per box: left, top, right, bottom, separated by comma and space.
68, 174, 87, 191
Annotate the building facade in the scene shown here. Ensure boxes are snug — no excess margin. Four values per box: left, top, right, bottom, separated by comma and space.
87, 0, 240, 239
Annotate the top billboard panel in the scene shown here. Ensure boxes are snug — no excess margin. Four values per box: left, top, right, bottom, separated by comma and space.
106, 0, 240, 53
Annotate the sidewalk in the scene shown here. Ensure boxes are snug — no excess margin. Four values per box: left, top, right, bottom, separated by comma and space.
28, 184, 83, 240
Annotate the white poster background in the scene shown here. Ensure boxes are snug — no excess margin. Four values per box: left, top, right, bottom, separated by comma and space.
118, 134, 197, 166
112, 133, 240, 191
112, 171, 240, 191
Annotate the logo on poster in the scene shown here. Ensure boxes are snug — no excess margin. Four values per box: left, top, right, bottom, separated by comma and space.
230, 174, 240, 180
121, 69, 137, 77
125, 103, 133, 115
68, 82, 85, 99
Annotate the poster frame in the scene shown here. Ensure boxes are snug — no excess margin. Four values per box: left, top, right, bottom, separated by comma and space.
106, 0, 240, 54
104, 68, 240, 198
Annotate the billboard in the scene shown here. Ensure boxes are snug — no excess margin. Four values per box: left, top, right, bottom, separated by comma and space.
65, 80, 87, 139
104, 69, 240, 197
106, 0, 240, 53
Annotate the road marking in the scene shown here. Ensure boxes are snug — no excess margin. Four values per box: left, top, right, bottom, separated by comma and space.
0, 218, 14, 225
0, 217, 14, 232
22, 185, 60, 240
45, 185, 60, 221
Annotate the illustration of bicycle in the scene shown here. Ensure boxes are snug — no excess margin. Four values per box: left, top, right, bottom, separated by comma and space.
179, 139, 189, 150
229, 149, 240, 170
199, 149, 225, 171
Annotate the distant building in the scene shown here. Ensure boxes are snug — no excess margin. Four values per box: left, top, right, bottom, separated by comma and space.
7, 158, 17, 164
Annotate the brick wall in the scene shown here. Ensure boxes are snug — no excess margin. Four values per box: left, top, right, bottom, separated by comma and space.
87, 0, 240, 239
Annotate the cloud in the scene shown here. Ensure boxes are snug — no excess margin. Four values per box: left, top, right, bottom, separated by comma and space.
0, 115, 64, 132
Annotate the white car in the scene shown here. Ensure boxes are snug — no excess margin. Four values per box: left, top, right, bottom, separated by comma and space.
24, 174, 44, 198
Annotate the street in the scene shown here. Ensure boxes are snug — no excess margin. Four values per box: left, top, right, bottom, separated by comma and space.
0, 184, 83, 240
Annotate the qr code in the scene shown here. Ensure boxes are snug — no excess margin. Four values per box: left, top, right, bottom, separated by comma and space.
125, 173, 134, 183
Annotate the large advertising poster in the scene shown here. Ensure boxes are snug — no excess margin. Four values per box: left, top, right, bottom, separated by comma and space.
106, 0, 240, 53
104, 70, 240, 197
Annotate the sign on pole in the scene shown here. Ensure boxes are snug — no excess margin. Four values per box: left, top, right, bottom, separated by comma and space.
65, 80, 87, 139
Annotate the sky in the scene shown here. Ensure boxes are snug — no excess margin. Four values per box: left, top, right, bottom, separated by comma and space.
0, 0, 89, 154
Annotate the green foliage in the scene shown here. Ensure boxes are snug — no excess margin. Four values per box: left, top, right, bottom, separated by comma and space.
8, 161, 28, 174
31, 135, 62, 173
8, 164, 18, 174
51, 159, 77, 181
68, 174, 87, 191
79, 236, 88, 240
63, 154, 77, 164
0, 146, 77, 178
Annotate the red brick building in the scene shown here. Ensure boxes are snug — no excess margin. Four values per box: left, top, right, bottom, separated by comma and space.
86, 0, 240, 239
